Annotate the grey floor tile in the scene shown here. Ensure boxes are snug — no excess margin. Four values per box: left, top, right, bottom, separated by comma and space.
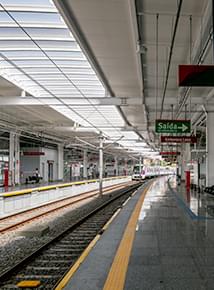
201, 266, 214, 278
127, 265, 163, 278
205, 279, 214, 290
68, 277, 104, 290
138, 234, 159, 247
125, 278, 165, 290
124, 268, 164, 290
163, 264, 200, 278
133, 246, 160, 256
159, 240, 187, 248
129, 254, 161, 266
160, 247, 192, 256
161, 256, 195, 265
165, 278, 206, 290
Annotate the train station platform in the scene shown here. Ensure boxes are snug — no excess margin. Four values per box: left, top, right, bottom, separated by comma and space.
0, 176, 131, 218
56, 176, 214, 290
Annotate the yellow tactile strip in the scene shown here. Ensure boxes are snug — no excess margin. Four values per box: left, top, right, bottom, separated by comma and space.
16, 280, 41, 288
102, 183, 152, 290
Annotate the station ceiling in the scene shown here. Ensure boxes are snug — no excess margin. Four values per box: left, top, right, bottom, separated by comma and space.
0, 0, 211, 157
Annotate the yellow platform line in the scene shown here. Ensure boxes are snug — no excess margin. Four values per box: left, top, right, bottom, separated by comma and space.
55, 207, 122, 290
2, 176, 127, 198
102, 183, 152, 290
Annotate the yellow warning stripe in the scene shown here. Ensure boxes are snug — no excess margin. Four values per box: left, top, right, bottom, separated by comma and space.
102, 183, 152, 290
17, 280, 41, 288
2, 176, 127, 198
54, 207, 122, 290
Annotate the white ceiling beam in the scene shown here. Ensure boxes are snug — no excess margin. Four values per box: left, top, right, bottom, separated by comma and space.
0, 97, 144, 106
0, 97, 43, 105
18, 124, 148, 132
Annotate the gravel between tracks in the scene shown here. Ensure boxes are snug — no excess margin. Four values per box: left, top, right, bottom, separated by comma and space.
0, 191, 116, 274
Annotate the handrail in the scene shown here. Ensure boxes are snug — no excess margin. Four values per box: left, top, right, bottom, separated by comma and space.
1, 176, 129, 198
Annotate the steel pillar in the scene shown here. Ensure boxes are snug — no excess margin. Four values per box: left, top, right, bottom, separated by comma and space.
58, 144, 64, 180
99, 135, 104, 195
83, 150, 88, 179
206, 112, 214, 186
9, 132, 20, 186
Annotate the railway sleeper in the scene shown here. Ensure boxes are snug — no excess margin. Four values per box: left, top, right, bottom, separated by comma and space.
32, 260, 69, 267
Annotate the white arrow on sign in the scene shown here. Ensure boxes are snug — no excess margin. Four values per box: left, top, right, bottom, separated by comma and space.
178, 124, 188, 132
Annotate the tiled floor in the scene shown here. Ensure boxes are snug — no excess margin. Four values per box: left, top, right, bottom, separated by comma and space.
124, 177, 214, 290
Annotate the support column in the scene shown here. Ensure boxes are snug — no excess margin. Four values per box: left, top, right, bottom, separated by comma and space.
83, 150, 88, 179
9, 132, 20, 186
125, 158, 128, 176
58, 144, 64, 180
14, 134, 20, 184
181, 144, 191, 181
99, 135, 104, 195
114, 156, 118, 176
206, 112, 214, 186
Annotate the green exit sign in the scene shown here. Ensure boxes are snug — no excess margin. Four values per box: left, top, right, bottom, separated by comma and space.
155, 120, 191, 134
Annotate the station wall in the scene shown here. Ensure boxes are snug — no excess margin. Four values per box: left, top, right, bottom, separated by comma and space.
40, 147, 58, 182
20, 147, 58, 183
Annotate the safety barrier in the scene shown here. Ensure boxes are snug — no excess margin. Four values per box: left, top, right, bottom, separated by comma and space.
0, 176, 131, 218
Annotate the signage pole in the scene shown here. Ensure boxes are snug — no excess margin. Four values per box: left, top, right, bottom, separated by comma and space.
99, 134, 104, 196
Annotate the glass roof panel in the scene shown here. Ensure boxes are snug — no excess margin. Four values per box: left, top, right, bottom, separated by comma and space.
9, 11, 65, 27
25, 28, 74, 41
3, 50, 46, 59
46, 50, 86, 60
0, 0, 54, 10
0, 40, 38, 50
0, 0, 150, 155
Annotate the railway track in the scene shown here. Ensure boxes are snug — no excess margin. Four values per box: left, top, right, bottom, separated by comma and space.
0, 181, 132, 234
0, 182, 142, 289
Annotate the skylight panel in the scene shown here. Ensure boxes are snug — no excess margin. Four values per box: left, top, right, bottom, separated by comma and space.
37, 80, 73, 85
3, 50, 46, 59
31, 74, 68, 80
0, 11, 18, 26
0, 0, 150, 156
0, 0, 56, 12
12, 59, 55, 67
25, 28, 75, 41
54, 60, 91, 68
0, 27, 28, 40
54, 93, 84, 98
46, 50, 86, 60
0, 40, 39, 50
8, 11, 65, 27
36, 40, 79, 51
51, 105, 90, 127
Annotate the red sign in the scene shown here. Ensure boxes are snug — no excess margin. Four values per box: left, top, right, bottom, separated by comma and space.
179, 65, 214, 86
161, 136, 197, 143
160, 152, 180, 156
23, 151, 45, 156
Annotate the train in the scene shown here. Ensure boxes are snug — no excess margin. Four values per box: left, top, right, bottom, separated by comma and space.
131, 164, 175, 181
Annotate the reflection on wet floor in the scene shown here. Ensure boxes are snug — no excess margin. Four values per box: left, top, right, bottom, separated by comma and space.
125, 176, 214, 290
170, 176, 214, 219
